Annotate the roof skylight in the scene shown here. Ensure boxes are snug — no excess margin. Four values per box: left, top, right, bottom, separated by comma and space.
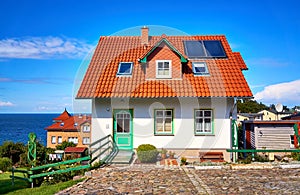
117, 62, 133, 76
192, 62, 209, 75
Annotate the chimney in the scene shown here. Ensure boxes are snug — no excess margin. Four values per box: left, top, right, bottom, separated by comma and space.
141, 26, 149, 45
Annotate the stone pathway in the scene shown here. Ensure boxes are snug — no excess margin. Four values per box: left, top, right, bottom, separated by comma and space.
57, 165, 300, 195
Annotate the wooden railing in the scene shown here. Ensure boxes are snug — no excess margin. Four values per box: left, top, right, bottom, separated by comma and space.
11, 134, 118, 188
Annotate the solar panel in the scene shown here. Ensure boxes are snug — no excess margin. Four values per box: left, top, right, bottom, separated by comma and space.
203, 40, 226, 57
184, 41, 206, 58
184, 40, 226, 58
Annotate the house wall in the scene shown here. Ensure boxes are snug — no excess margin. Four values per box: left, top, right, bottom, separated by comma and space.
47, 129, 91, 148
145, 43, 182, 80
91, 97, 235, 161
254, 124, 294, 149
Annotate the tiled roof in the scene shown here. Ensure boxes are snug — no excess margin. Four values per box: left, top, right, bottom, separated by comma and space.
45, 110, 91, 131
53, 108, 71, 121
64, 147, 87, 153
77, 34, 252, 98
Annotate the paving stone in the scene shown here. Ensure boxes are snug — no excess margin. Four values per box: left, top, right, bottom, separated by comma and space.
56, 165, 300, 195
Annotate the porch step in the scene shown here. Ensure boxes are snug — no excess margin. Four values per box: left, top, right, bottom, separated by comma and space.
111, 150, 134, 164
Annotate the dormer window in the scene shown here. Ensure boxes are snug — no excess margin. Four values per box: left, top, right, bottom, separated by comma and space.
156, 60, 172, 79
117, 62, 133, 76
192, 62, 209, 75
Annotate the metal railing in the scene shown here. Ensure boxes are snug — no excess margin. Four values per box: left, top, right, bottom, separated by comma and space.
89, 134, 119, 164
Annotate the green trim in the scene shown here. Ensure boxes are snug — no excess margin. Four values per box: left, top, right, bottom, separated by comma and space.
113, 109, 133, 150
194, 108, 214, 135
154, 108, 174, 135
140, 38, 188, 63
227, 149, 300, 153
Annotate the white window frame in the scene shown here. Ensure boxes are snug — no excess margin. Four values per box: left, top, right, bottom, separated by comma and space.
82, 137, 90, 145
155, 109, 173, 135
156, 60, 172, 79
57, 136, 62, 144
117, 62, 133, 76
82, 124, 90, 132
192, 62, 209, 75
195, 109, 213, 135
68, 137, 78, 144
51, 136, 56, 144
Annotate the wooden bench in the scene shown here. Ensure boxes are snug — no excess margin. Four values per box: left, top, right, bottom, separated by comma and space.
199, 152, 225, 162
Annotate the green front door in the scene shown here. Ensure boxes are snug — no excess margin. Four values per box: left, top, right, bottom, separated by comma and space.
113, 109, 133, 150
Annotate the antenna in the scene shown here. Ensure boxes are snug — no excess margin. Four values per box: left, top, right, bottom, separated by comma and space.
275, 103, 283, 112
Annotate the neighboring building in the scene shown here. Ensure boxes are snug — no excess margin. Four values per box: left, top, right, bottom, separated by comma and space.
258, 109, 291, 121
76, 27, 253, 162
237, 113, 263, 124
45, 109, 91, 148
243, 120, 300, 150
282, 112, 300, 120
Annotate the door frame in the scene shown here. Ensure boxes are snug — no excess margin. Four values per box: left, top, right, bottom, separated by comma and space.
112, 109, 133, 150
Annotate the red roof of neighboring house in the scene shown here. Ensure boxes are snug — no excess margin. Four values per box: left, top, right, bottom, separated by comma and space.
64, 147, 87, 153
45, 109, 91, 131
77, 33, 252, 99
53, 108, 71, 121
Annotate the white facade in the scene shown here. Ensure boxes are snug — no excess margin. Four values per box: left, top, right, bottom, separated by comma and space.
91, 97, 235, 151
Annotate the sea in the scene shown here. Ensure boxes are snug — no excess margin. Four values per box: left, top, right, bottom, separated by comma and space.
0, 114, 59, 146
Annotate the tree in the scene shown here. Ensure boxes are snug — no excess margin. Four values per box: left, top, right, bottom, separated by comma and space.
237, 99, 268, 113
0, 141, 26, 165
56, 141, 76, 150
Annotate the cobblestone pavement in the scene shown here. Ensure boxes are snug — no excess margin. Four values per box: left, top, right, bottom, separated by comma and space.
57, 165, 300, 195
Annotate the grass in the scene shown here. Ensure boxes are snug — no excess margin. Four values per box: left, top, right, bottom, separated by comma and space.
0, 171, 85, 195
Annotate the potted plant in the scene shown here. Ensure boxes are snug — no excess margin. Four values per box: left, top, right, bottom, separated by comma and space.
161, 148, 167, 159
180, 157, 187, 166
169, 151, 175, 159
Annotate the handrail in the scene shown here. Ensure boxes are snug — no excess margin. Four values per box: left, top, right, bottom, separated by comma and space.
89, 134, 118, 164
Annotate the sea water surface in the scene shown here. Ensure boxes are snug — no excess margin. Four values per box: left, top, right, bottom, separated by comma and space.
0, 114, 59, 146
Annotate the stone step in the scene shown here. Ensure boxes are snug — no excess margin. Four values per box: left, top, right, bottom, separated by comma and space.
111, 150, 134, 164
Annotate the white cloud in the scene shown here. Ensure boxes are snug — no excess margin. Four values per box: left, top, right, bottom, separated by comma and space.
0, 101, 15, 107
0, 36, 94, 59
254, 80, 300, 106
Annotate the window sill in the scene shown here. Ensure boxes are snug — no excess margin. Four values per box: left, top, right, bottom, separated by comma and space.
154, 134, 174, 136
194, 134, 215, 136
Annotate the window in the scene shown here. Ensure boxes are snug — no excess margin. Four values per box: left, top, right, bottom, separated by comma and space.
183, 40, 226, 58
192, 62, 209, 75
116, 111, 131, 133
58, 136, 62, 144
83, 137, 90, 145
83, 125, 90, 132
195, 109, 213, 134
68, 137, 78, 144
155, 109, 173, 135
51, 136, 56, 144
156, 60, 171, 78
117, 62, 133, 76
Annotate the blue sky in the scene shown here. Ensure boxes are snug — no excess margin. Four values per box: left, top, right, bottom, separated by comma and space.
0, 0, 299, 113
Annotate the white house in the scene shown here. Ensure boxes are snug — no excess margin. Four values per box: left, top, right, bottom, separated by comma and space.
77, 27, 252, 161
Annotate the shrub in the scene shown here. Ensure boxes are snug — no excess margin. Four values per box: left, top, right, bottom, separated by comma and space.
137, 144, 158, 163
291, 152, 300, 161
0, 157, 12, 172
180, 157, 187, 166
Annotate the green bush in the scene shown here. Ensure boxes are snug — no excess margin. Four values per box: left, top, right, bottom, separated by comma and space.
0, 157, 12, 172
137, 144, 158, 163
291, 152, 300, 161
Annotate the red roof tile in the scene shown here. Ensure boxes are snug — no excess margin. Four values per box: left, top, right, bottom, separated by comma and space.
45, 110, 91, 131
77, 34, 252, 98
